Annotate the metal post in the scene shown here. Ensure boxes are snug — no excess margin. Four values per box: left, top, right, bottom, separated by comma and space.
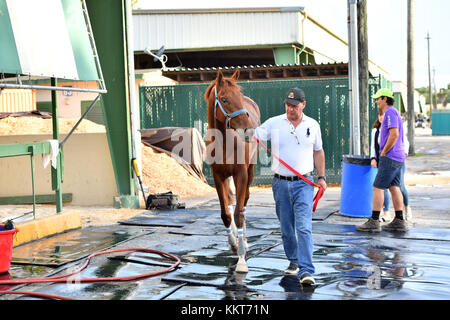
29, 146, 36, 219
426, 32, 433, 125
407, 0, 415, 155
348, 0, 360, 155
125, 0, 141, 199
60, 94, 101, 148
433, 68, 438, 110
51, 78, 63, 213
357, 0, 369, 156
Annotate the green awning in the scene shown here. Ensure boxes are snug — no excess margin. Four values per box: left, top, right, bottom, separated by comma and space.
0, 0, 99, 81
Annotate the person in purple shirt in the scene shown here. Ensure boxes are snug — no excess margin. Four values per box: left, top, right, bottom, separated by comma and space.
357, 88, 408, 232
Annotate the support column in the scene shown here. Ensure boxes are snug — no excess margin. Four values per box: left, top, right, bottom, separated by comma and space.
85, 0, 138, 208
51, 78, 63, 213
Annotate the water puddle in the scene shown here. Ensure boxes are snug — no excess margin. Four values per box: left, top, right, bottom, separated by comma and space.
11, 225, 150, 268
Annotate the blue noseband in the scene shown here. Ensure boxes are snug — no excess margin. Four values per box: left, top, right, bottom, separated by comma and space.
214, 86, 249, 128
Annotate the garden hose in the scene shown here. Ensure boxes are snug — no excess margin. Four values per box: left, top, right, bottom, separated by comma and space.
0, 247, 180, 300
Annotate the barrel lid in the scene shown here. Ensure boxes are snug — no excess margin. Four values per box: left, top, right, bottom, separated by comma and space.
342, 154, 372, 165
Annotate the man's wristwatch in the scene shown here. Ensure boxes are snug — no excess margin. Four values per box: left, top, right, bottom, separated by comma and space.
318, 176, 326, 182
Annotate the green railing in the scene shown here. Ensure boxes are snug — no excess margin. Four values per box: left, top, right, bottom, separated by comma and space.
140, 78, 379, 184
0, 141, 52, 218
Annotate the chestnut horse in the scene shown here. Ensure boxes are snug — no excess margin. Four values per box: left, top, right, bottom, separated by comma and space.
204, 69, 260, 273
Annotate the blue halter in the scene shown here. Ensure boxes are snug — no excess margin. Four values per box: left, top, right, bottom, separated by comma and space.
214, 86, 249, 128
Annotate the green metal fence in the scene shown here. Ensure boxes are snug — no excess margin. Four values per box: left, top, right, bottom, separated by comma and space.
140, 78, 379, 184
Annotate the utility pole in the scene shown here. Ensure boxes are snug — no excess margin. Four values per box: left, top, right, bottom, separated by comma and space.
433, 68, 438, 109
347, 0, 360, 155
407, 0, 415, 155
426, 32, 433, 126
357, 0, 369, 156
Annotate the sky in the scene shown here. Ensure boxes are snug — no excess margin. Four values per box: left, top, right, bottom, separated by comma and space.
136, 0, 450, 90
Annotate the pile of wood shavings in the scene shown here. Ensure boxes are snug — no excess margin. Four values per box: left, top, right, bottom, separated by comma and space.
141, 143, 215, 199
0, 116, 105, 134
0, 116, 215, 200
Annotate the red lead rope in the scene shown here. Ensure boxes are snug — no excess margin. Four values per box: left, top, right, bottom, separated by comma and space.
253, 136, 324, 212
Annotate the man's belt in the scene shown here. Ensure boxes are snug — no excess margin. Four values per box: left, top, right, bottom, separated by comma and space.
274, 173, 313, 181
253, 136, 324, 212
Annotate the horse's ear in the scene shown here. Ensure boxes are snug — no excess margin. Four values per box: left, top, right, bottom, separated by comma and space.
216, 70, 224, 87
231, 69, 240, 81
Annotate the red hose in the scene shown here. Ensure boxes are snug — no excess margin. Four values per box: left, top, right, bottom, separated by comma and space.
0, 248, 181, 300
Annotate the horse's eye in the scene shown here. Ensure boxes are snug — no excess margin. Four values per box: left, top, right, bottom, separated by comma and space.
221, 97, 228, 103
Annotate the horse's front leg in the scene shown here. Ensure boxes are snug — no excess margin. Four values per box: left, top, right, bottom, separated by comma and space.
213, 172, 238, 253
224, 177, 237, 237
233, 171, 249, 273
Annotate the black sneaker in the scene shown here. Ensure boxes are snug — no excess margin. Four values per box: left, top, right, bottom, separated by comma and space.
284, 262, 298, 276
299, 272, 316, 286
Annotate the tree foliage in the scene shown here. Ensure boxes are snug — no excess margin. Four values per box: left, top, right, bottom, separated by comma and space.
417, 85, 450, 106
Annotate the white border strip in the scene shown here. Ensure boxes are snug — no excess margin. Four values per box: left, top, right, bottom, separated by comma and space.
6, 0, 79, 79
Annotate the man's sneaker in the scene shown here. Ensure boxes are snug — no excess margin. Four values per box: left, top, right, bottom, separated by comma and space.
284, 262, 298, 276
299, 273, 316, 286
356, 218, 381, 232
405, 207, 413, 221
382, 218, 409, 232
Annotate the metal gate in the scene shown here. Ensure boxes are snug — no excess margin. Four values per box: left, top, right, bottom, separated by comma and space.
140, 78, 379, 184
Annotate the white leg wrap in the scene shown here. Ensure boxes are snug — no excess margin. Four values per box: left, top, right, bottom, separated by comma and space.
227, 226, 237, 252
237, 229, 245, 256
236, 229, 248, 273
228, 205, 237, 236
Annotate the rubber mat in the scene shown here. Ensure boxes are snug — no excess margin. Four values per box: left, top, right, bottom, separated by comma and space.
168, 218, 273, 238
118, 209, 218, 228
312, 208, 338, 221
312, 222, 450, 241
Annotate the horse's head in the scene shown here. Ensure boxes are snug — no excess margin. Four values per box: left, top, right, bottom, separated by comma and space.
205, 70, 255, 136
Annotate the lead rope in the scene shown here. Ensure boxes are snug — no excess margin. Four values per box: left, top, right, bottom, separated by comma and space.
253, 137, 324, 212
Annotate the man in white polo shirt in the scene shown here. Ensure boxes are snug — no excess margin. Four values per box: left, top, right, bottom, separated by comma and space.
254, 87, 327, 286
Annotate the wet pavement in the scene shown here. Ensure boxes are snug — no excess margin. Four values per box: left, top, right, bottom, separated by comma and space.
1, 129, 450, 301
2, 196, 450, 301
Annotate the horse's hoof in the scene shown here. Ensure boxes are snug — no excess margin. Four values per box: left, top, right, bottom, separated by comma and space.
235, 262, 248, 273
229, 244, 238, 254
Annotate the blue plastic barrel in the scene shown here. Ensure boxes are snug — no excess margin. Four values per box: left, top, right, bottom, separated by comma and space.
340, 155, 377, 218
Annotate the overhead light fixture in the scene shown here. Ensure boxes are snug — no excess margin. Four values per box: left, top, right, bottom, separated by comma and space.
144, 45, 168, 71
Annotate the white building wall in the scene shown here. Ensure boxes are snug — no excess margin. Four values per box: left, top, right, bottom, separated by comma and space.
133, 10, 302, 51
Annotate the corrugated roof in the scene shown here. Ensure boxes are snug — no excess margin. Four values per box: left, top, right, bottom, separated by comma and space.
161, 62, 350, 83
163, 62, 347, 72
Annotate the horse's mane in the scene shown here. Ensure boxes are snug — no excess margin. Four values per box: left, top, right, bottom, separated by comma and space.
204, 78, 242, 103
